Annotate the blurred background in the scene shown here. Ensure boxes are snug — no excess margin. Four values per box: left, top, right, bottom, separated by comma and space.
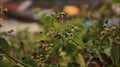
0, 0, 120, 34
0, 0, 120, 67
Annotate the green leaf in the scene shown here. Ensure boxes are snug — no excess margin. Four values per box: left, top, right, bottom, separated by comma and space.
104, 47, 111, 56
62, 43, 77, 56
0, 37, 10, 54
23, 59, 37, 67
76, 53, 86, 67
93, 40, 101, 45
51, 40, 61, 57
0, 60, 14, 67
46, 15, 53, 21
110, 44, 119, 66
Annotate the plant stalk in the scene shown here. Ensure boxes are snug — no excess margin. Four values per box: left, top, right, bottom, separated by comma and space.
86, 56, 93, 67
0, 49, 31, 67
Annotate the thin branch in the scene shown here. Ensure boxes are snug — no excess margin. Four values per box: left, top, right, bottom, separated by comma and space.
0, 49, 31, 67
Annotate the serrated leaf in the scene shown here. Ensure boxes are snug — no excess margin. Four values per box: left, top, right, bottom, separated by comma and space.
62, 43, 77, 56
51, 40, 61, 57
44, 15, 53, 23
0, 37, 10, 54
23, 59, 37, 67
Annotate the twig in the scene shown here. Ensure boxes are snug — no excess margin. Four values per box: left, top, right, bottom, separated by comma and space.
0, 49, 31, 67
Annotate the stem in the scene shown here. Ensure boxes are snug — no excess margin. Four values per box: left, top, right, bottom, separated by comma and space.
55, 62, 59, 67
52, 17, 55, 29
20, 41, 26, 59
61, 15, 63, 22
78, 53, 86, 67
70, 62, 74, 67
86, 56, 93, 67
72, 40, 79, 45
0, 49, 31, 67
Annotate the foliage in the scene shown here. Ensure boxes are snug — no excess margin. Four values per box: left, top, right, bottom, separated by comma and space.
0, 4, 120, 67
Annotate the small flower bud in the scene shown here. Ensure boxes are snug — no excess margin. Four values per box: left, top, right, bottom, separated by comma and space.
61, 11, 66, 15
104, 28, 110, 32
39, 31, 43, 33
31, 56, 34, 59
115, 36, 120, 40
36, 55, 39, 58
111, 26, 116, 30
71, 25, 75, 29
45, 48, 49, 51
59, 51, 66, 56
3, 8, 8, 12
56, 16, 60, 19
8, 29, 14, 33
69, 33, 73, 36
39, 54, 43, 57
103, 24, 107, 28
52, 12, 56, 16
101, 31, 105, 35
49, 44, 54, 47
